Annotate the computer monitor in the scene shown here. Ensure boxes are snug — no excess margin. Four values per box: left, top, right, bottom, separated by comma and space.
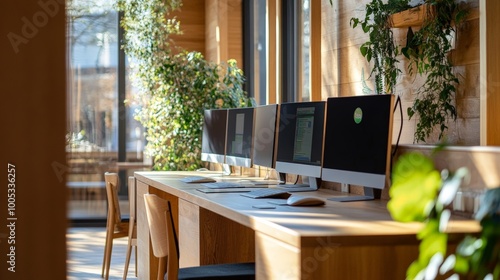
201, 109, 228, 164
252, 104, 278, 169
275, 101, 326, 191
225, 107, 254, 168
322, 94, 394, 201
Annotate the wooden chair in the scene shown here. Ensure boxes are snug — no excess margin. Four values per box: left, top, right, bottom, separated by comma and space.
101, 172, 129, 280
143, 194, 255, 280
123, 176, 137, 279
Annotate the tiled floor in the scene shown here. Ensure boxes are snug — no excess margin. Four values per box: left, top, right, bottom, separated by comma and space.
67, 227, 138, 280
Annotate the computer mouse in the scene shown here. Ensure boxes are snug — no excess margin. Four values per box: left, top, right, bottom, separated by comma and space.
286, 196, 325, 206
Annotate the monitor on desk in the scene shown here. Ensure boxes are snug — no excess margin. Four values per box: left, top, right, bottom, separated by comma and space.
322, 94, 394, 201
225, 107, 255, 168
252, 104, 278, 169
275, 101, 326, 191
201, 109, 228, 164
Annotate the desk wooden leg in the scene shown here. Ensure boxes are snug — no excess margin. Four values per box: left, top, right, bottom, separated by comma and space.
179, 199, 200, 267
136, 180, 154, 280
178, 199, 255, 267
255, 231, 301, 279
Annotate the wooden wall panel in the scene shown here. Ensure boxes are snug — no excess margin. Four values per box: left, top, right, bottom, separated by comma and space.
205, 0, 243, 68
480, 0, 500, 145
205, 0, 218, 62
227, 0, 243, 67
170, 0, 206, 55
268, 0, 279, 104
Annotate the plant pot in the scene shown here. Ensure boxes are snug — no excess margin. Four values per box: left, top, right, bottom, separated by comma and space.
388, 4, 434, 28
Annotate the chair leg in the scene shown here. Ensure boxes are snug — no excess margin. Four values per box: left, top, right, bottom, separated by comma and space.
103, 230, 114, 280
123, 238, 133, 280
101, 236, 107, 277
123, 217, 135, 280
157, 257, 166, 280
135, 245, 138, 277
102, 219, 112, 278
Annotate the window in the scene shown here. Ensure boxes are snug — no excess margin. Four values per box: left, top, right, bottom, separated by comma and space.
245, 0, 312, 104
300, 0, 311, 102
67, 0, 146, 222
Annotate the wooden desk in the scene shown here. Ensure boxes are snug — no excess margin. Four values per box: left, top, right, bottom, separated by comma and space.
135, 171, 479, 280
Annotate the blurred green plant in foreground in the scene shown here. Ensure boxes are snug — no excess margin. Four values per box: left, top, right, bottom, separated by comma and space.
388, 152, 500, 280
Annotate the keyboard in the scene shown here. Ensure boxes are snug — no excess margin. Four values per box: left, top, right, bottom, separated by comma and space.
196, 188, 253, 194
201, 182, 247, 189
274, 184, 319, 192
180, 176, 216, 183
240, 189, 291, 199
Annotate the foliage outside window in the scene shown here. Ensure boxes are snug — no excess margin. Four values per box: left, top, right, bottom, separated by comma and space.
350, 0, 469, 143
117, 0, 253, 170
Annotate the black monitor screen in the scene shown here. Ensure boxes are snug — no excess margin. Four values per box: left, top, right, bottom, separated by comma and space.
201, 109, 228, 163
322, 94, 394, 189
225, 107, 254, 167
275, 101, 325, 178
252, 104, 278, 168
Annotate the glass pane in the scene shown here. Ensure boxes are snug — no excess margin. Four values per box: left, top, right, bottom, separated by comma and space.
125, 57, 146, 160
254, 0, 267, 105
300, 0, 311, 101
123, 57, 150, 183
67, 0, 119, 220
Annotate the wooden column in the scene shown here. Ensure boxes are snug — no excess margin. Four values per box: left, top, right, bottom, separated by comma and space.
310, 0, 322, 101
480, 0, 500, 145
170, 0, 206, 55
267, 0, 280, 104
1, 1, 67, 279
205, 0, 243, 67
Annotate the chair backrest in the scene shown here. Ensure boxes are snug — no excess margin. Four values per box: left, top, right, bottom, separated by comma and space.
144, 194, 179, 279
105, 172, 122, 224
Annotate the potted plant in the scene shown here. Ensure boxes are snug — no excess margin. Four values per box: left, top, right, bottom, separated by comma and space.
117, 0, 253, 170
350, 0, 469, 143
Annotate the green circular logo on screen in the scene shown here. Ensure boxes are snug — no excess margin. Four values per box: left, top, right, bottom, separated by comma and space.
353, 107, 363, 124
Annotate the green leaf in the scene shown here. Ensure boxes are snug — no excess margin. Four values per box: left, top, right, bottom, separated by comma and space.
455, 10, 468, 24
366, 49, 372, 62
388, 152, 441, 222
361, 21, 370, 33
401, 46, 410, 59
360, 45, 368, 57
453, 255, 470, 274
350, 18, 359, 28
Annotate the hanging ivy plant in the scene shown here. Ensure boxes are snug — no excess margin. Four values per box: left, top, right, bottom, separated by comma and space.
350, 0, 410, 94
404, 1, 469, 143
351, 0, 469, 143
